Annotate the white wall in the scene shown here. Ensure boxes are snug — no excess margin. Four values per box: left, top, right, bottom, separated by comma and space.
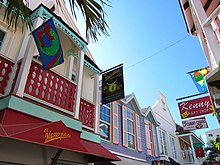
152, 91, 181, 163
206, 128, 220, 142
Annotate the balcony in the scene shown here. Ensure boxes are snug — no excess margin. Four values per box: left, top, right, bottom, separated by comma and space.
181, 150, 195, 164
0, 55, 14, 95
0, 55, 95, 129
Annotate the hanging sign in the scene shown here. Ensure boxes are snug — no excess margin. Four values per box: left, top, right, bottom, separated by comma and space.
178, 95, 214, 119
102, 65, 125, 104
182, 117, 208, 131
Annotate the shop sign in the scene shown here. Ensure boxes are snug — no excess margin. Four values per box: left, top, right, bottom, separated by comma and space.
182, 117, 208, 131
178, 96, 214, 119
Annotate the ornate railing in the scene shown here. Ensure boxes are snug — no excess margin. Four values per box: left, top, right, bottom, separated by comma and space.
0, 55, 14, 95
24, 60, 77, 113
181, 150, 195, 164
79, 98, 95, 128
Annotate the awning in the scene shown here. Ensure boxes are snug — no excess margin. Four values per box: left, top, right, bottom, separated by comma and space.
0, 109, 120, 162
81, 139, 121, 162
109, 156, 146, 165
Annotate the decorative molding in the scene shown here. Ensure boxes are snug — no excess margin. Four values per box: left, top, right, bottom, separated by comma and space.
30, 5, 87, 52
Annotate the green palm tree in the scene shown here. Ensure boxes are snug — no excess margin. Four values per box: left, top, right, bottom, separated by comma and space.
205, 137, 220, 163
3, 0, 110, 42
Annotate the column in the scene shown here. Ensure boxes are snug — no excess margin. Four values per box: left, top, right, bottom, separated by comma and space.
190, 0, 220, 67
93, 74, 100, 133
74, 50, 84, 119
66, 49, 75, 79
189, 135, 198, 164
13, 17, 43, 97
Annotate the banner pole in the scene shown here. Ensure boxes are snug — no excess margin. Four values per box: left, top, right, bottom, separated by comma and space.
176, 92, 208, 101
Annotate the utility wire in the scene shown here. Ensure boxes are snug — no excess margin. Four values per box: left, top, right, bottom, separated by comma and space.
125, 34, 190, 70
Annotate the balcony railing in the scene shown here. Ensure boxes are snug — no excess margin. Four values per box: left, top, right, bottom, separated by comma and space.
24, 60, 77, 113
0, 55, 14, 95
181, 150, 195, 164
79, 98, 95, 129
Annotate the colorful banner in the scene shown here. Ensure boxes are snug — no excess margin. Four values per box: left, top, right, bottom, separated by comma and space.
182, 117, 208, 131
188, 67, 209, 93
32, 18, 64, 70
102, 65, 125, 104
178, 95, 214, 119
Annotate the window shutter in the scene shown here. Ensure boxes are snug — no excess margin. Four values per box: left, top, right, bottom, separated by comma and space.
145, 120, 152, 155
112, 102, 119, 144
136, 114, 142, 151
122, 105, 128, 147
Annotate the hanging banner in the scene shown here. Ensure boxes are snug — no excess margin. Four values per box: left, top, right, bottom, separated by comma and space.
188, 67, 209, 93
182, 117, 208, 131
178, 95, 214, 119
32, 18, 64, 70
102, 65, 125, 104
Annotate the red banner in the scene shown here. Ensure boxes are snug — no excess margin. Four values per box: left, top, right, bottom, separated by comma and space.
178, 96, 214, 119
182, 117, 208, 131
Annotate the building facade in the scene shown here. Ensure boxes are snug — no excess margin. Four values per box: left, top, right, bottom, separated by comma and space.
176, 124, 205, 165
151, 92, 181, 164
206, 128, 220, 142
0, 0, 119, 164
178, 0, 220, 124
98, 93, 150, 165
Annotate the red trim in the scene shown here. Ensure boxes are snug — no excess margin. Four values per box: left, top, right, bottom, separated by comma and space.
0, 109, 120, 162
81, 139, 121, 161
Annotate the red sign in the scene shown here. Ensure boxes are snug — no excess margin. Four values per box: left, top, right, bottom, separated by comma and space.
178, 96, 214, 119
182, 117, 208, 131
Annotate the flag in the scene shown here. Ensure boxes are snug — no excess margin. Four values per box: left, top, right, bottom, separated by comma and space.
188, 67, 209, 93
102, 65, 125, 104
32, 18, 64, 70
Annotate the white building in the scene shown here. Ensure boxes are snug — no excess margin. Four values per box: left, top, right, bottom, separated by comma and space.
151, 91, 181, 164
206, 128, 220, 142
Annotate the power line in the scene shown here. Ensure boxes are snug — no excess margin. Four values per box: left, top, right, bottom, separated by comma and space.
125, 34, 190, 70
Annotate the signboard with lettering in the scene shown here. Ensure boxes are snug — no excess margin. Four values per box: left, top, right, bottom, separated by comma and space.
102, 65, 125, 104
182, 117, 208, 131
178, 96, 214, 119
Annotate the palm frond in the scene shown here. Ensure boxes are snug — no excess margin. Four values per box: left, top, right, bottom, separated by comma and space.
4, 0, 32, 31
69, 0, 110, 42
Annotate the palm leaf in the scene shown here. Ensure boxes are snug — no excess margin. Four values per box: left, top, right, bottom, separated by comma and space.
3, 0, 32, 31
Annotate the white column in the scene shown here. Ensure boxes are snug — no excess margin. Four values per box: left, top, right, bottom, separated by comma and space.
190, 0, 220, 67
189, 135, 198, 164
13, 17, 43, 97
74, 50, 84, 119
93, 74, 100, 133
65, 51, 75, 79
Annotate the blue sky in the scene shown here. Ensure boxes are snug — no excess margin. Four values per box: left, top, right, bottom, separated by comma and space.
73, 0, 219, 140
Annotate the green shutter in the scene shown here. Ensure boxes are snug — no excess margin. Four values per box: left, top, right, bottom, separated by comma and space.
122, 105, 128, 147
112, 102, 119, 144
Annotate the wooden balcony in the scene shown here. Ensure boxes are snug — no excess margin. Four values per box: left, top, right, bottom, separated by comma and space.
24, 60, 77, 113
0, 55, 14, 95
180, 150, 195, 164
79, 98, 95, 129
0, 55, 95, 129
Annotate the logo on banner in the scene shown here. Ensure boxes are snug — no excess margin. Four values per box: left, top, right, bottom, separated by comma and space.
44, 128, 71, 143
178, 96, 214, 119
182, 117, 208, 131
32, 18, 64, 70
188, 67, 209, 93
102, 65, 125, 104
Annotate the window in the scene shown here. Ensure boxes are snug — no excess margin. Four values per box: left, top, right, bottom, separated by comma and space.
208, 133, 213, 137
122, 106, 142, 151
145, 120, 155, 156
127, 111, 135, 149
162, 100, 166, 111
160, 129, 168, 155
0, 29, 6, 49
170, 135, 178, 159
100, 104, 111, 140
